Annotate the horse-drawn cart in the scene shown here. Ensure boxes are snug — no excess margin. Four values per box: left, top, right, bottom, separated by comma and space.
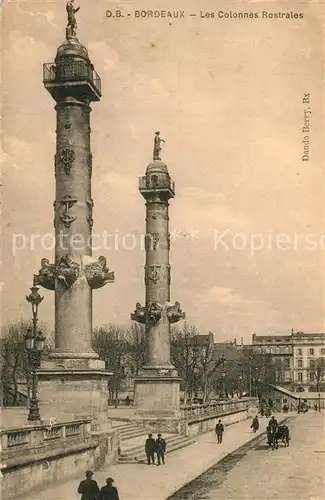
267, 425, 290, 450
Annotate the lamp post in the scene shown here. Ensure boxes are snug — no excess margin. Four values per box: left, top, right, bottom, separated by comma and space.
25, 285, 45, 421
248, 356, 252, 397
318, 393, 321, 412
238, 375, 243, 398
221, 371, 226, 399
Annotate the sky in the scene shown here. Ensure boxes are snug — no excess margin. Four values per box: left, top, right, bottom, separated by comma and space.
2, 0, 324, 342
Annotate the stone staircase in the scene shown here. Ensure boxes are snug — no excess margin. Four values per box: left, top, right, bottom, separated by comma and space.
114, 421, 149, 442
111, 421, 196, 464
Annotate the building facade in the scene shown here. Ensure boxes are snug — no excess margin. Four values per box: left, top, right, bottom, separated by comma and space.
292, 331, 325, 393
252, 331, 325, 393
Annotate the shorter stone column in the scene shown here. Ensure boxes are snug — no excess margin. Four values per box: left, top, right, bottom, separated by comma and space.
130, 136, 185, 433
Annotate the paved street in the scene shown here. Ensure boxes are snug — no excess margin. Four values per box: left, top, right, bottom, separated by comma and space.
23, 413, 291, 500
169, 412, 325, 500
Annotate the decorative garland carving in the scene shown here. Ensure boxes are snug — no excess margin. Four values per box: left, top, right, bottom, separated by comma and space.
166, 301, 185, 324
84, 255, 114, 289
60, 148, 75, 175
87, 153, 93, 177
167, 264, 171, 285
167, 233, 171, 250
53, 200, 56, 227
86, 199, 94, 229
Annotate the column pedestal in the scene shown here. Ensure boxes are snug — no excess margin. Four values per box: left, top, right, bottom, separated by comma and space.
37, 357, 112, 431
133, 367, 182, 433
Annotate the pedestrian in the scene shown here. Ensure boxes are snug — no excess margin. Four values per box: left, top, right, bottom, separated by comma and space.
155, 433, 167, 465
215, 419, 224, 443
125, 395, 130, 406
250, 415, 259, 432
268, 415, 278, 431
145, 433, 156, 465
77, 470, 100, 500
99, 477, 119, 500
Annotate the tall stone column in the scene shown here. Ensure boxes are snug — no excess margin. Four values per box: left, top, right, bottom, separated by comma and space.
33, 5, 114, 429
131, 133, 185, 433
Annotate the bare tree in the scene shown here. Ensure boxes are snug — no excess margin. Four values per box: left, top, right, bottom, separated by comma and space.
92, 324, 128, 403
125, 322, 146, 376
1, 321, 50, 405
170, 323, 202, 404
309, 358, 325, 391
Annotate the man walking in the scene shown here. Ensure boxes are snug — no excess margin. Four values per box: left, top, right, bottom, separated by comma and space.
145, 433, 156, 465
155, 433, 167, 465
215, 419, 224, 444
77, 470, 100, 500
99, 477, 119, 500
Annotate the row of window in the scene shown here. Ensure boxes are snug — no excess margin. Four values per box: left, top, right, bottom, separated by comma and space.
296, 359, 322, 368
296, 348, 325, 356
295, 386, 325, 392
296, 372, 323, 382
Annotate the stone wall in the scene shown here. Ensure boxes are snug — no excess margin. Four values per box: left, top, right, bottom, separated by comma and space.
180, 398, 259, 437
185, 407, 255, 437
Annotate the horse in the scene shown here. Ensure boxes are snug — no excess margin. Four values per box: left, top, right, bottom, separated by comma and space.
267, 425, 290, 450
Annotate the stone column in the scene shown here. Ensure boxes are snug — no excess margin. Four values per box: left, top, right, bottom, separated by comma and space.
53, 97, 95, 358
33, 25, 114, 429
131, 135, 185, 433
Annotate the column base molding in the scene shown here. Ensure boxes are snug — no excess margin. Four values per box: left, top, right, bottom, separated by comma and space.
37, 357, 112, 431
133, 372, 182, 434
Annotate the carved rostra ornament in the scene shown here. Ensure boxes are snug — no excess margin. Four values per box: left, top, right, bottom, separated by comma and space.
144, 264, 161, 284
33, 255, 80, 291
131, 301, 163, 325
131, 302, 146, 324
84, 255, 114, 289
144, 233, 159, 251
166, 301, 185, 324
60, 148, 75, 175
147, 301, 164, 323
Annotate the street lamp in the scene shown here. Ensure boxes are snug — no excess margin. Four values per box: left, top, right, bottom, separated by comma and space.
238, 375, 243, 398
25, 285, 45, 421
221, 370, 226, 399
318, 393, 321, 412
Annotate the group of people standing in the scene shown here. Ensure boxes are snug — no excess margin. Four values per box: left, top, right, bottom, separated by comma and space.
145, 433, 167, 465
78, 471, 119, 500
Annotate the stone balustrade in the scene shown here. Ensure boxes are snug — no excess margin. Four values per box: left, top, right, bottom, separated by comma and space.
1, 419, 92, 462
180, 398, 258, 424
1, 420, 119, 500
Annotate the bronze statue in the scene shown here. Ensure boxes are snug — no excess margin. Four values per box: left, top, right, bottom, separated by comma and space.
66, 0, 80, 39
153, 131, 165, 161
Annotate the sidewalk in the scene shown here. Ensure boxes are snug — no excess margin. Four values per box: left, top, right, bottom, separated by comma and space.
25, 413, 292, 500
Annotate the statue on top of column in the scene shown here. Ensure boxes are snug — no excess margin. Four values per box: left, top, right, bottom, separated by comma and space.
153, 131, 165, 161
66, 0, 80, 40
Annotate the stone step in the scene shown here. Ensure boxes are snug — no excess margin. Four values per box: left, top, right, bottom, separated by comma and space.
114, 423, 139, 433
119, 433, 187, 455
120, 432, 176, 453
119, 427, 149, 441
117, 435, 196, 464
